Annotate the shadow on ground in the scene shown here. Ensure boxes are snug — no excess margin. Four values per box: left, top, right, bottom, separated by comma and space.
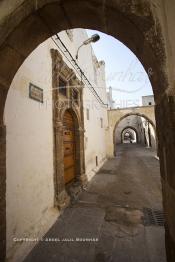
24, 144, 166, 262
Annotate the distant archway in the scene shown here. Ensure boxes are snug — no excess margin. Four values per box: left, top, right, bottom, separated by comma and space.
121, 126, 138, 144
113, 113, 157, 156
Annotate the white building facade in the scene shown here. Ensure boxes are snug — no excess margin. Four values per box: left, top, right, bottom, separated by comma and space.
142, 95, 155, 106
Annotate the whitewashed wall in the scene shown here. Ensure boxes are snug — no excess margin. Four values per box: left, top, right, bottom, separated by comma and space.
142, 95, 155, 106
4, 29, 108, 261
4, 39, 59, 262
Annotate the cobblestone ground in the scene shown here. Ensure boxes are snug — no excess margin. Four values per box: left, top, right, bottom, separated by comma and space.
24, 144, 166, 262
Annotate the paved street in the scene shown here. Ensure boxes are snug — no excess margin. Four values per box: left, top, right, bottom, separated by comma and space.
25, 144, 166, 262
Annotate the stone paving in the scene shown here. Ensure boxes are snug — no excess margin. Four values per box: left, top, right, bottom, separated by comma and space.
24, 144, 166, 262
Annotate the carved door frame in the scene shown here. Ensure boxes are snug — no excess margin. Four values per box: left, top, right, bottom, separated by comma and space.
51, 49, 86, 209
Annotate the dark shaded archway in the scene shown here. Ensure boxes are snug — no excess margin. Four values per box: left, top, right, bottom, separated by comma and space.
0, 1, 168, 119
121, 126, 138, 144
0, 1, 174, 261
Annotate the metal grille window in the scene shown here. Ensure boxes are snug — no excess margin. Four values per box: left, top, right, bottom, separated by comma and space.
142, 208, 164, 226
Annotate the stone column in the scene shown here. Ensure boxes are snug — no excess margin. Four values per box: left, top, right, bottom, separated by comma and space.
54, 121, 70, 210
0, 125, 6, 261
0, 87, 7, 261
155, 95, 175, 262
51, 49, 70, 209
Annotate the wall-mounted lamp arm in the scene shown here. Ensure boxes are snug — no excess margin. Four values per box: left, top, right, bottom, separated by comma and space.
75, 34, 100, 60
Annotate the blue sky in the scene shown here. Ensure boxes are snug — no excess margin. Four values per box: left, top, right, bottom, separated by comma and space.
87, 29, 153, 108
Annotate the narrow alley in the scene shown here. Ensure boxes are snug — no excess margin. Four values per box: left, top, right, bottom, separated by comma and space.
25, 144, 166, 262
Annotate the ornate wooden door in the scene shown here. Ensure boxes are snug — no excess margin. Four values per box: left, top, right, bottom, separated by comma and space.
63, 110, 76, 184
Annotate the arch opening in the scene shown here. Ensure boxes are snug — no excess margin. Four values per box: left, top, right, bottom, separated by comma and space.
0, 1, 174, 261
121, 127, 138, 144
113, 113, 157, 156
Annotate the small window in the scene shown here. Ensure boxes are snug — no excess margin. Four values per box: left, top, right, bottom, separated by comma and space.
72, 89, 79, 105
100, 118, 103, 128
86, 109, 90, 120
148, 102, 152, 105
96, 156, 98, 166
59, 78, 67, 97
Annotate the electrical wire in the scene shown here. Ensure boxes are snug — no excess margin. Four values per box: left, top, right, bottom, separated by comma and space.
51, 34, 108, 107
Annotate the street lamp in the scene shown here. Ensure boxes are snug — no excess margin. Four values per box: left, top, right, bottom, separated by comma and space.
76, 34, 100, 60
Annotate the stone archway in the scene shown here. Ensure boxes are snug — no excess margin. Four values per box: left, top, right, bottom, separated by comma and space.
113, 112, 156, 134
113, 112, 157, 156
121, 126, 138, 144
0, 1, 175, 261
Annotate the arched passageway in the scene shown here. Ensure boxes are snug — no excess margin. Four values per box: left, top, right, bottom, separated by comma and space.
121, 127, 138, 144
0, 1, 175, 261
113, 113, 157, 156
